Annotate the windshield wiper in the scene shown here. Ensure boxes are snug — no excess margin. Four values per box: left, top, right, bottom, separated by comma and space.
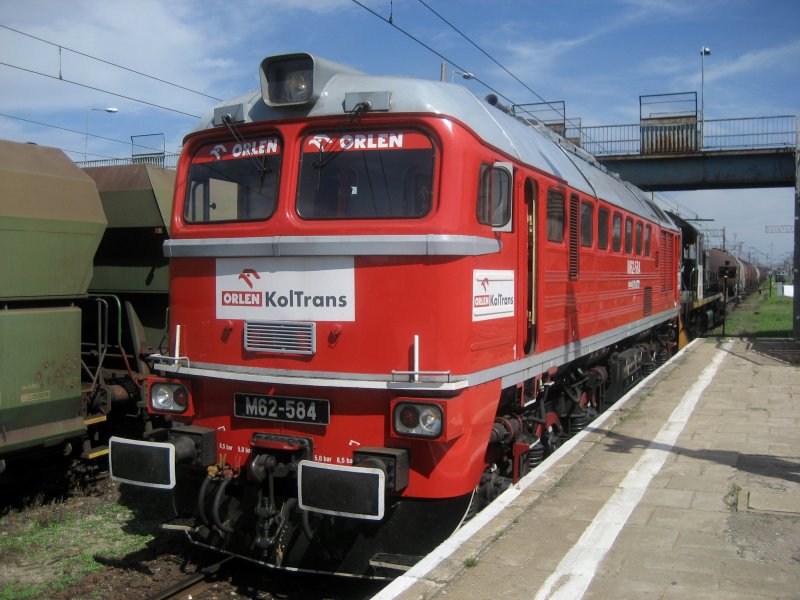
220, 114, 273, 184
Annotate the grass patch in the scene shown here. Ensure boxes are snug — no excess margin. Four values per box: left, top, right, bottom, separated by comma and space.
0, 499, 155, 600
724, 483, 743, 511
710, 285, 793, 338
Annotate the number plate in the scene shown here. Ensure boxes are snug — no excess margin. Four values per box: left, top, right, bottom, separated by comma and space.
234, 393, 329, 425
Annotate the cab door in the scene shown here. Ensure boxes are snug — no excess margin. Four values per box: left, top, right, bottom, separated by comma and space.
524, 177, 538, 354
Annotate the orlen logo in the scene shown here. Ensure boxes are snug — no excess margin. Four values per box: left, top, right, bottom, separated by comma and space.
308, 134, 333, 151
306, 133, 405, 152
238, 268, 260, 289
221, 269, 263, 306
474, 295, 490, 308
210, 144, 227, 160
474, 278, 491, 307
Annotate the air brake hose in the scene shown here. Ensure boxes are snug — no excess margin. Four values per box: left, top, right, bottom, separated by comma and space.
302, 507, 316, 541
211, 475, 235, 534
197, 474, 214, 526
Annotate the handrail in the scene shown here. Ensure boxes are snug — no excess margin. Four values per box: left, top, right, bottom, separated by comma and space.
76, 153, 180, 169
568, 115, 796, 157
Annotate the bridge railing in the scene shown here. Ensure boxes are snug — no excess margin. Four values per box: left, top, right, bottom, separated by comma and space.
572, 115, 796, 157
77, 153, 181, 169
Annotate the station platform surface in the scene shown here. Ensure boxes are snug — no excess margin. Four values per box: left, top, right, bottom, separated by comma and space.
375, 337, 800, 600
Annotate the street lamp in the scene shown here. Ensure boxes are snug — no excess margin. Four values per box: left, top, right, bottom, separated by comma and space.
84, 107, 119, 162
451, 70, 474, 83
700, 47, 710, 147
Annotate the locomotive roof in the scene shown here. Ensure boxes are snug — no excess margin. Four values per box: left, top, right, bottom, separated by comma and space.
196, 54, 673, 228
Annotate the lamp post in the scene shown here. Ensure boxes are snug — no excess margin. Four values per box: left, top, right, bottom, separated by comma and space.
700, 47, 710, 148
451, 70, 474, 83
84, 107, 119, 162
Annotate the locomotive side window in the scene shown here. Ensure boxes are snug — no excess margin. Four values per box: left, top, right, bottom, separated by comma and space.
598, 207, 609, 250
296, 130, 434, 219
635, 222, 643, 255
546, 189, 565, 242
645, 225, 652, 256
184, 137, 282, 223
612, 213, 622, 252
580, 201, 593, 247
624, 217, 633, 254
477, 162, 512, 228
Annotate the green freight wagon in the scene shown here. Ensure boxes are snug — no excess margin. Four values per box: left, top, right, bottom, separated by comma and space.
0, 140, 106, 472
81, 164, 174, 407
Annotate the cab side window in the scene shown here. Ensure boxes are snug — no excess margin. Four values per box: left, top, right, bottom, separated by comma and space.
598, 207, 609, 250
625, 217, 633, 254
477, 163, 511, 228
612, 213, 622, 252
546, 189, 565, 242
580, 201, 593, 247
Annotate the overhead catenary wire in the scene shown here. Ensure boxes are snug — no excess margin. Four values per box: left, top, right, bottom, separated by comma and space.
0, 61, 202, 119
0, 24, 222, 102
0, 112, 168, 155
351, 0, 604, 151
415, 0, 582, 131
349, 0, 515, 108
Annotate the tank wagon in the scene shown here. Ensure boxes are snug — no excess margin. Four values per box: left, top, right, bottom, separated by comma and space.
0, 140, 106, 474
707, 247, 763, 302
110, 53, 681, 577
668, 213, 765, 338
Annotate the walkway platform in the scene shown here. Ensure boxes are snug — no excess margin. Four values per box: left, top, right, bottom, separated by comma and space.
375, 338, 800, 600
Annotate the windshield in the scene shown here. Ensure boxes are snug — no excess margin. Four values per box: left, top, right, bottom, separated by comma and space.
184, 137, 281, 223
296, 130, 434, 219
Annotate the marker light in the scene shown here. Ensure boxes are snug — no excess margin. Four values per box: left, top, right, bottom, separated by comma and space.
149, 381, 190, 414
393, 402, 443, 439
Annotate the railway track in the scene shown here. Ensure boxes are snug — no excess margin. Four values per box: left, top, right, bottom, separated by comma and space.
147, 557, 236, 600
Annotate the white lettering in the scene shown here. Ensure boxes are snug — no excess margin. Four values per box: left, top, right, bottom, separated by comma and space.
627, 260, 641, 275
336, 133, 404, 151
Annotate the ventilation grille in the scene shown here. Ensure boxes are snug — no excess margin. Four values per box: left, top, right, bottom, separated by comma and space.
660, 231, 675, 292
245, 321, 316, 355
569, 194, 579, 280
644, 286, 653, 316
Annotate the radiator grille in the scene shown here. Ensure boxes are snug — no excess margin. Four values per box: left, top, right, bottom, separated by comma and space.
660, 231, 675, 292
569, 193, 579, 280
644, 286, 653, 316
244, 321, 316, 355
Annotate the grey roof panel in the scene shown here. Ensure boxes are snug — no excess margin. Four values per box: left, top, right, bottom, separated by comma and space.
194, 64, 674, 228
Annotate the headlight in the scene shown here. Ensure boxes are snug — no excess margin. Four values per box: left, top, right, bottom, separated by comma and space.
261, 54, 314, 106
259, 52, 364, 108
149, 382, 189, 414
393, 402, 443, 439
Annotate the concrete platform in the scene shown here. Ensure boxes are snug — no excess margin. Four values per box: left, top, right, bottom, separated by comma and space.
374, 338, 800, 600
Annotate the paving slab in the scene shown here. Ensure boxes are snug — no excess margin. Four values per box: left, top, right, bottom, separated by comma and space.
377, 339, 800, 600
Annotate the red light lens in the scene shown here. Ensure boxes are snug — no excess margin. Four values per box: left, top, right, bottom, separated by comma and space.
173, 388, 188, 408
399, 405, 420, 428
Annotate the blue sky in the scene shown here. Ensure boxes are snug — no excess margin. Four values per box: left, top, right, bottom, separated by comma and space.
1, 0, 797, 264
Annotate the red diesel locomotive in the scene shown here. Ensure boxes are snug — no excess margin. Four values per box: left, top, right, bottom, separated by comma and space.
110, 53, 680, 577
